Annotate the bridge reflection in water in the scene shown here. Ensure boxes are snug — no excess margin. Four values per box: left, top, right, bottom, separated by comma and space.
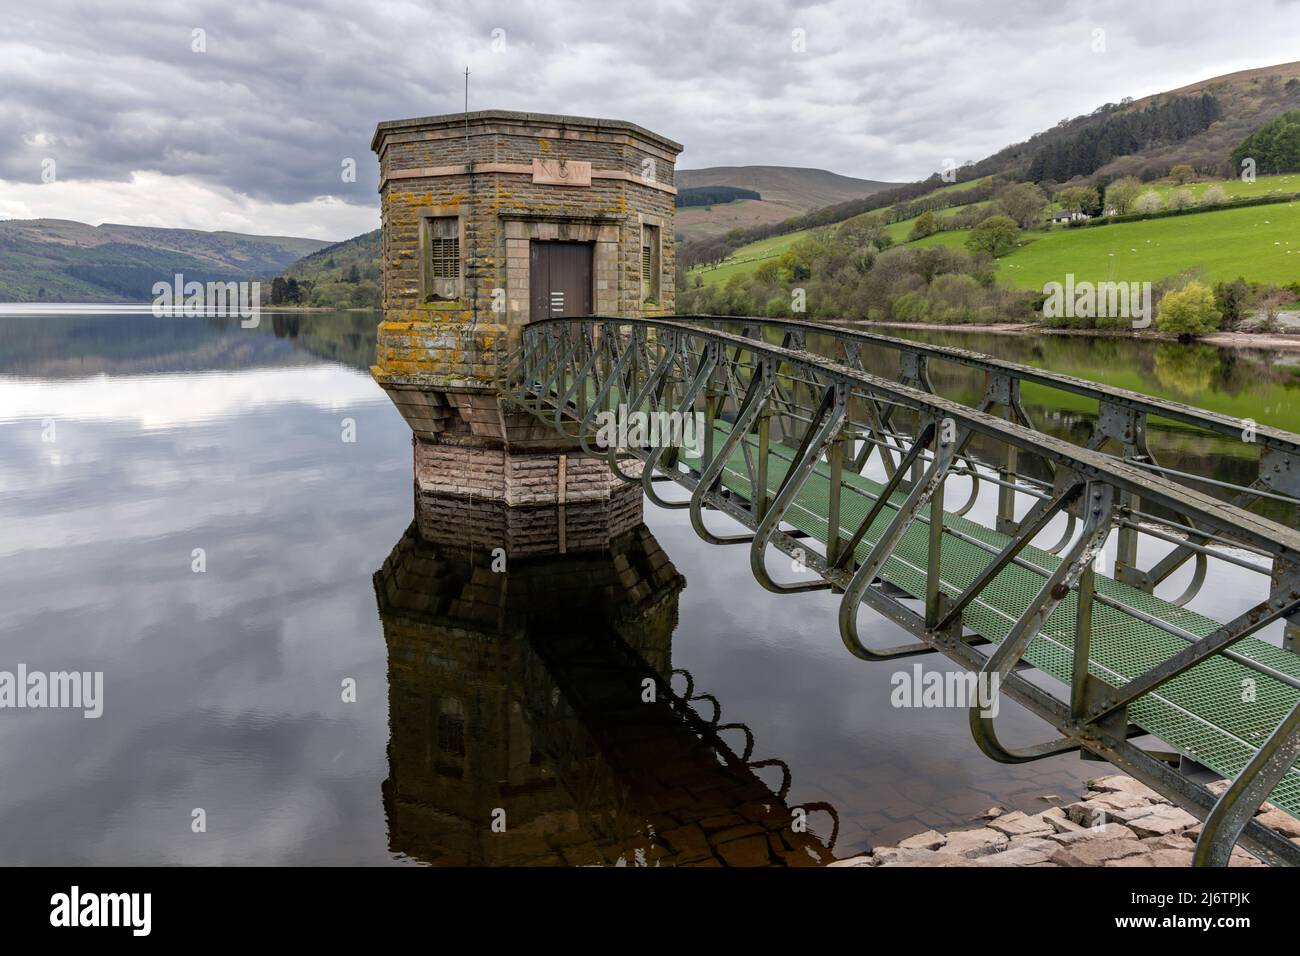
373, 493, 837, 867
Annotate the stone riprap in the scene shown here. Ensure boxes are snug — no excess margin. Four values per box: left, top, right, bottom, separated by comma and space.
829, 775, 1275, 867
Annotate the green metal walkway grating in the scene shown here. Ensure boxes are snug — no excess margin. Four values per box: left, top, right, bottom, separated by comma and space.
687, 420, 1300, 820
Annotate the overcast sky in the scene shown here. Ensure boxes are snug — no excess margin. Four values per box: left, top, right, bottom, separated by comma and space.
3, 0, 1300, 240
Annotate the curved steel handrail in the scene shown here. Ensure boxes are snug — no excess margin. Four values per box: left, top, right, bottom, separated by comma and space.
679, 314, 1300, 462
508, 315, 1300, 868
676, 314, 1300, 615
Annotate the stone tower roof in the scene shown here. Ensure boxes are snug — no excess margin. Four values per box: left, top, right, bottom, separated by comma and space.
371, 109, 684, 155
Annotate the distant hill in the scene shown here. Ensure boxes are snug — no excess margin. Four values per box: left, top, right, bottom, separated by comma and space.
283, 229, 380, 281
974, 61, 1300, 186
267, 229, 381, 309
0, 219, 331, 302
1105, 61, 1300, 180
673, 166, 899, 241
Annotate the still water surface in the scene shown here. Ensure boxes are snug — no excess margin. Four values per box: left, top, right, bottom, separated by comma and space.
0, 309, 1295, 864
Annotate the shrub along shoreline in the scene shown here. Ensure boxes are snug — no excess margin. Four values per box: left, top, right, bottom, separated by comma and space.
845, 318, 1300, 350
1068, 189, 1300, 228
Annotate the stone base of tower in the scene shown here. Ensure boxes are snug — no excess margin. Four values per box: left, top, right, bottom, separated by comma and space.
413, 439, 644, 556
374, 380, 564, 448
371, 317, 568, 448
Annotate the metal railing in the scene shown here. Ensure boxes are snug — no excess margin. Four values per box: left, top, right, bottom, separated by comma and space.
682, 315, 1300, 625
499, 315, 1300, 867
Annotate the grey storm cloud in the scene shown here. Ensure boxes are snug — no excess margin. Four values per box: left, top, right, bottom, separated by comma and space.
3, 0, 1300, 210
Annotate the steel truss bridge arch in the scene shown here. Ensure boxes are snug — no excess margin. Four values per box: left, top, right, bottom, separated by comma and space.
500, 315, 1300, 867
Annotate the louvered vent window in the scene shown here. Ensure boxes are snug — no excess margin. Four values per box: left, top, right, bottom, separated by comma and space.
641, 224, 660, 305
424, 216, 461, 302
437, 714, 465, 757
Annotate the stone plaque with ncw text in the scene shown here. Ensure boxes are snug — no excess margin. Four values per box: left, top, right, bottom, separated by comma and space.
532, 158, 592, 187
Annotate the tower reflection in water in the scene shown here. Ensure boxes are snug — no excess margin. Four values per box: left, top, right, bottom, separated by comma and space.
373, 492, 839, 867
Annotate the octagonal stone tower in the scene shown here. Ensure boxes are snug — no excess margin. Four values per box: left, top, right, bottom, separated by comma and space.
370, 110, 682, 549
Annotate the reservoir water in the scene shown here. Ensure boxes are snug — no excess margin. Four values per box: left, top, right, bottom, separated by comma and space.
1, 308, 1295, 864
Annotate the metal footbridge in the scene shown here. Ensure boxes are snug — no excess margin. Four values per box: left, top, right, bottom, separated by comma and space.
499, 315, 1300, 867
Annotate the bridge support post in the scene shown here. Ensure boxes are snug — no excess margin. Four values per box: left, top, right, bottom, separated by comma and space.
979, 371, 1031, 538
1091, 401, 1151, 589
925, 425, 948, 628
899, 351, 933, 488
1260, 448, 1300, 652
1274, 558, 1300, 654
1113, 493, 1142, 587
826, 427, 847, 567
1071, 563, 1098, 717
755, 407, 772, 522
703, 377, 722, 474
996, 441, 1019, 535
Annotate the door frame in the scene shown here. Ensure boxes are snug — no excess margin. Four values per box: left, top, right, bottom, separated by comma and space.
502, 217, 619, 324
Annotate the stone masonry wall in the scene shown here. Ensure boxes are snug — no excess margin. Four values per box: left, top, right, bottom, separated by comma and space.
371, 111, 681, 548
414, 439, 644, 555
413, 439, 642, 503
372, 111, 681, 392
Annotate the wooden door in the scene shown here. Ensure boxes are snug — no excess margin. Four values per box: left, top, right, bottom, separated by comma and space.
529, 241, 593, 321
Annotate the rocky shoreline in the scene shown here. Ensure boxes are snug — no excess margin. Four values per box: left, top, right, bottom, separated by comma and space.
830, 775, 1300, 867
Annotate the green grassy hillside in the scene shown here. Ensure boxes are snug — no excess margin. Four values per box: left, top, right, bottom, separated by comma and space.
688, 228, 816, 288
681, 61, 1300, 291
909, 199, 1300, 289
1141, 172, 1300, 201
879, 200, 996, 244
691, 172, 1300, 294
